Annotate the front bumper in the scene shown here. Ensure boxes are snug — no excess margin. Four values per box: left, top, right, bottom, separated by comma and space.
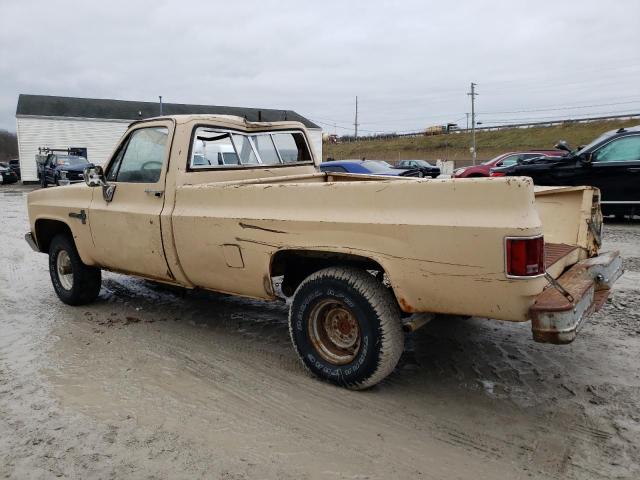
25, 232, 40, 252
0, 172, 18, 183
530, 251, 623, 344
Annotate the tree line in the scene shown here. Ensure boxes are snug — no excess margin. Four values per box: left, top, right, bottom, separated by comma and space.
0, 130, 18, 161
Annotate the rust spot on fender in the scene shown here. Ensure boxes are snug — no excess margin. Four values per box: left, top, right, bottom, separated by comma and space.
398, 297, 416, 313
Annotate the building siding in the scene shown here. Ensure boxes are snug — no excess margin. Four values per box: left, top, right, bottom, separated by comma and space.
16, 116, 130, 182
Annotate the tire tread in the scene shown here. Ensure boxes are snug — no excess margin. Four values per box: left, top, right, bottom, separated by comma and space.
288, 266, 403, 390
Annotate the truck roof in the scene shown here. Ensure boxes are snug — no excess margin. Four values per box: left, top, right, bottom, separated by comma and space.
131, 114, 310, 131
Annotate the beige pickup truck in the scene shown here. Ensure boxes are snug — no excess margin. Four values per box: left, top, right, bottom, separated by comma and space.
26, 115, 623, 389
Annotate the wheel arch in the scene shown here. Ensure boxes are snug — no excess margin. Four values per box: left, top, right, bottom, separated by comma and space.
34, 218, 74, 253
270, 248, 400, 302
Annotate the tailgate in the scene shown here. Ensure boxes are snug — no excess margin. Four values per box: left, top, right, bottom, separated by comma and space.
535, 185, 602, 273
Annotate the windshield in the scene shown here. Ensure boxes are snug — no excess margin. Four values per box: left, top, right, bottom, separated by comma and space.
481, 154, 505, 165
0, 162, 8, 169
57, 155, 88, 166
362, 161, 395, 173
575, 130, 618, 156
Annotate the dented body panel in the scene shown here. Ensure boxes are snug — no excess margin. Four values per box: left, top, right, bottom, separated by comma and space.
26, 115, 611, 327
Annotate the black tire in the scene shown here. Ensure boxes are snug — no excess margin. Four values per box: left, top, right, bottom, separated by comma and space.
289, 266, 404, 390
49, 234, 101, 305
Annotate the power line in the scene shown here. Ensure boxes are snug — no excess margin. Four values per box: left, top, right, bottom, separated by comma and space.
479, 99, 640, 115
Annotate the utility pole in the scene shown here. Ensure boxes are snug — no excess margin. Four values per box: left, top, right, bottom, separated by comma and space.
465, 112, 469, 131
467, 83, 478, 164
354, 96, 359, 139
159, 95, 163, 116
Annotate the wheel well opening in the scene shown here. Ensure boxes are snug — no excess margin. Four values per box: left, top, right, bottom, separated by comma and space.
34, 219, 73, 253
271, 249, 387, 297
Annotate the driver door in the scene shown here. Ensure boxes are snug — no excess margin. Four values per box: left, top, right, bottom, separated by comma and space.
88, 120, 174, 280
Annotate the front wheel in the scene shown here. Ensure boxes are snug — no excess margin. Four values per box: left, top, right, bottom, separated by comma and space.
289, 267, 404, 390
49, 234, 102, 305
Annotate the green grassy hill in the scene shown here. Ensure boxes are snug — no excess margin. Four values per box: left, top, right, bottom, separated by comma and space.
324, 118, 639, 167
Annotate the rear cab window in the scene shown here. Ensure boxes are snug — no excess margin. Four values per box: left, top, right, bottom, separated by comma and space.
189, 127, 312, 169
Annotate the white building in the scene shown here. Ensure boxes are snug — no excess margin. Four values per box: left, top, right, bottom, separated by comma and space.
16, 94, 323, 183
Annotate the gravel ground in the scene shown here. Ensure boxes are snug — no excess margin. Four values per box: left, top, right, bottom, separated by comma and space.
1, 184, 639, 479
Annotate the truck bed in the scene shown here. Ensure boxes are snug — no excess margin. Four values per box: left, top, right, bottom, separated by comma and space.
170, 174, 600, 322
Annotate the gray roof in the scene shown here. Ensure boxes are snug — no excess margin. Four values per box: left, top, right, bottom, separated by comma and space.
16, 94, 320, 129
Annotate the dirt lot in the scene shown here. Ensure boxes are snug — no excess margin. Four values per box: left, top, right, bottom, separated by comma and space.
1, 184, 639, 479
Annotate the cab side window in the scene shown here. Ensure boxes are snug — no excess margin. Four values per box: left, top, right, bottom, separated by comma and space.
593, 136, 640, 163
500, 154, 520, 167
107, 127, 168, 182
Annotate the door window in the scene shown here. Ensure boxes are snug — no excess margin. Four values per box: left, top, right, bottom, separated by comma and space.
500, 154, 520, 167
592, 136, 640, 163
107, 127, 168, 182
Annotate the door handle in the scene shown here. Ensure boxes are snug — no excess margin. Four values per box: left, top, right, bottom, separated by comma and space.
627, 168, 640, 173
144, 189, 164, 197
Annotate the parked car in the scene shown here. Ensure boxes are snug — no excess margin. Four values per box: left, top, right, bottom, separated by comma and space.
453, 150, 564, 178
25, 115, 621, 390
491, 126, 640, 217
320, 160, 432, 177
38, 154, 90, 187
394, 160, 441, 178
0, 162, 19, 184
8, 159, 20, 179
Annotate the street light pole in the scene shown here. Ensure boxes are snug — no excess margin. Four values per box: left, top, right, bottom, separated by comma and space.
467, 83, 478, 164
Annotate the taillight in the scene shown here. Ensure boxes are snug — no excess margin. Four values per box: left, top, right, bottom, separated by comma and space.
506, 236, 544, 277
491, 171, 506, 177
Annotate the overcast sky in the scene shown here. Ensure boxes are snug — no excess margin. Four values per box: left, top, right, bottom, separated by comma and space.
1, 0, 639, 134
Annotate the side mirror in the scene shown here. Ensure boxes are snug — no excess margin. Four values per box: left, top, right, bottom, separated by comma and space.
84, 164, 105, 187
83, 165, 116, 202
581, 152, 594, 165
554, 140, 572, 153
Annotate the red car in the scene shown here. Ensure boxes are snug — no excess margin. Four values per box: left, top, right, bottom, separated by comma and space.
453, 150, 564, 178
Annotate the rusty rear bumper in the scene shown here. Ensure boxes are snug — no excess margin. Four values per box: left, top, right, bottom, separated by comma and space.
530, 251, 623, 344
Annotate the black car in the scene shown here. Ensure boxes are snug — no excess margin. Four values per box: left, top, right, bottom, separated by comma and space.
8, 159, 20, 179
0, 162, 18, 184
39, 154, 90, 187
394, 160, 441, 178
491, 126, 640, 217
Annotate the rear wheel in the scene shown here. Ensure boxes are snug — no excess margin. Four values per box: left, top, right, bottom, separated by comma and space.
289, 267, 404, 390
49, 234, 101, 305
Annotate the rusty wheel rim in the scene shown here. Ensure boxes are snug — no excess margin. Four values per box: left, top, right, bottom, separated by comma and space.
56, 250, 73, 291
308, 299, 361, 365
